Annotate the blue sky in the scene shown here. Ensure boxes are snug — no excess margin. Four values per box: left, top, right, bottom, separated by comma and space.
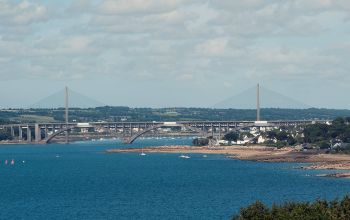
0, 0, 350, 108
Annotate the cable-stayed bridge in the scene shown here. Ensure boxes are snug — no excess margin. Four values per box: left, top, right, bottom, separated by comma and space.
28, 85, 309, 109
0, 85, 329, 144
214, 85, 311, 109
29, 88, 104, 108
0, 120, 328, 144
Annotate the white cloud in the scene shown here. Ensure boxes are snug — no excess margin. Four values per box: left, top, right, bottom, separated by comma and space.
0, 0, 350, 102
97, 0, 184, 15
0, 0, 49, 26
195, 38, 231, 57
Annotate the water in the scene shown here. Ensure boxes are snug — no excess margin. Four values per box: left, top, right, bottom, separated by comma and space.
0, 138, 350, 219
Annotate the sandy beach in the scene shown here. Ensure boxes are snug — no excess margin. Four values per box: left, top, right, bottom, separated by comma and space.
107, 145, 350, 178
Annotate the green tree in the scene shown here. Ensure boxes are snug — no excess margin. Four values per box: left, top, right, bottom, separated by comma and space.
224, 132, 239, 142
192, 138, 209, 146
0, 129, 12, 141
233, 201, 269, 220
232, 196, 350, 220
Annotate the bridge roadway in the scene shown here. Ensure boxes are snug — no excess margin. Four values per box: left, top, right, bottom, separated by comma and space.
0, 120, 329, 144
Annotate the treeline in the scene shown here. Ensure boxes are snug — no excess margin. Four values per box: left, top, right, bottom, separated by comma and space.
220, 117, 350, 150
233, 196, 350, 220
304, 117, 350, 150
1, 107, 350, 123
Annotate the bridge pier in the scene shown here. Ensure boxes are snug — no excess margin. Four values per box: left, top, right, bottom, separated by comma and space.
10, 126, 15, 138
27, 126, 31, 142
35, 124, 41, 142
45, 125, 48, 139
18, 126, 23, 140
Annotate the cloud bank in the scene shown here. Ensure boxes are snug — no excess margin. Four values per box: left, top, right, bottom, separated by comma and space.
0, 0, 349, 108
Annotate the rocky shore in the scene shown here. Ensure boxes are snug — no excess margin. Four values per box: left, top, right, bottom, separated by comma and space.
107, 145, 350, 178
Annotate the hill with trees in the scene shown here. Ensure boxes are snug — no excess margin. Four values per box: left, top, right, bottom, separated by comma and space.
1, 107, 350, 123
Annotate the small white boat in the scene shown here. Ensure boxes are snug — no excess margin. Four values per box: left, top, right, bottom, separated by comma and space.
11, 159, 15, 165
179, 155, 190, 159
140, 148, 146, 156
203, 155, 207, 158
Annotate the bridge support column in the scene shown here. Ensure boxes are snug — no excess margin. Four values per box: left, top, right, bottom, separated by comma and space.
211, 123, 214, 137
219, 124, 222, 140
10, 126, 15, 138
45, 125, 48, 139
130, 123, 133, 136
27, 126, 32, 142
19, 126, 23, 140
35, 124, 41, 142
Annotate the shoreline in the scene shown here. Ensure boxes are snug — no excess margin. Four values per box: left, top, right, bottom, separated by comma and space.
107, 145, 350, 179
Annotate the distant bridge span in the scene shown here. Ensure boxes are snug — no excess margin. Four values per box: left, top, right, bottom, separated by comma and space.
0, 120, 329, 144
123, 122, 208, 144
41, 127, 73, 144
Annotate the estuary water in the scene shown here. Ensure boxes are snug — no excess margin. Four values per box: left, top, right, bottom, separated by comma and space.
0, 138, 350, 220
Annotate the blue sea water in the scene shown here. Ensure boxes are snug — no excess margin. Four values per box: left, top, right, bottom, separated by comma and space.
0, 138, 350, 220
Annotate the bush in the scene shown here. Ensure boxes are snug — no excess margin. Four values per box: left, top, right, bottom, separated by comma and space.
232, 196, 350, 220
224, 132, 239, 142
192, 138, 209, 146
318, 141, 330, 149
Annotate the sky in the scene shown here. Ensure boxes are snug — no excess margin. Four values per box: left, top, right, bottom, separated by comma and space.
0, 0, 350, 109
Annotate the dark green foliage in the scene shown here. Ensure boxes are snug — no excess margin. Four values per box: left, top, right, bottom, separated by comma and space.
0, 129, 12, 141
318, 141, 330, 149
287, 136, 297, 146
303, 117, 350, 151
333, 144, 350, 154
233, 196, 350, 220
224, 132, 239, 142
1, 108, 350, 123
236, 201, 268, 220
264, 129, 298, 147
192, 138, 209, 146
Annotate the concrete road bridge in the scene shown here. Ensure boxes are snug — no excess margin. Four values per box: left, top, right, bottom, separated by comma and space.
0, 120, 329, 144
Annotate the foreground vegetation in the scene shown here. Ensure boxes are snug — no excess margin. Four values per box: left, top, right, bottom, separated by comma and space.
233, 196, 350, 220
